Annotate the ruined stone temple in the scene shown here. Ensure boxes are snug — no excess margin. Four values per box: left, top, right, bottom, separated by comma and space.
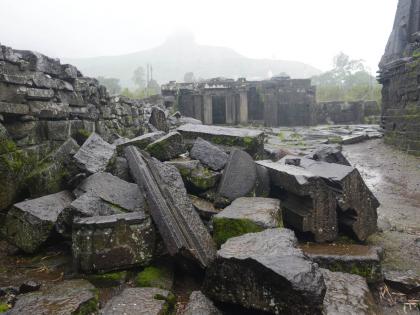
162, 77, 317, 126
379, 0, 420, 155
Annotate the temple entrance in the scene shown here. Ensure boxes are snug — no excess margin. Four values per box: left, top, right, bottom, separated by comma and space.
212, 96, 226, 124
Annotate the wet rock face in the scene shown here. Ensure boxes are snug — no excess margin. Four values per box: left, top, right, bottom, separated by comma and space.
213, 197, 282, 247
218, 150, 269, 204
146, 131, 185, 161
203, 228, 326, 314
184, 291, 222, 315
73, 133, 116, 174
125, 147, 216, 268
72, 212, 155, 273
384, 270, 420, 294
190, 137, 228, 171
301, 243, 383, 284
100, 287, 172, 315
2, 191, 74, 253
309, 144, 351, 166
321, 269, 379, 315
9, 279, 98, 315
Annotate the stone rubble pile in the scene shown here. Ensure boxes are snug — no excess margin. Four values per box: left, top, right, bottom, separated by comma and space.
0, 46, 387, 314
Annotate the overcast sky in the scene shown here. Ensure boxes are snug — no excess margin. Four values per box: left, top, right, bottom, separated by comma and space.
0, 0, 398, 73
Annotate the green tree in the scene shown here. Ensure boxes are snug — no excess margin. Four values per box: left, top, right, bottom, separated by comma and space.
132, 66, 146, 89
97, 76, 122, 95
311, 52, 382, 103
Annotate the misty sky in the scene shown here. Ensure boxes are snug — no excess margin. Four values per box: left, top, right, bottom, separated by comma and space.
0, 0, 398, 73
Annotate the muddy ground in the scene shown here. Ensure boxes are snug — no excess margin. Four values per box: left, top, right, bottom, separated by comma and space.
344, 139, 420, 314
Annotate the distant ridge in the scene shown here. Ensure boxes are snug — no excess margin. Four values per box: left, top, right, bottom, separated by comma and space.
64, 34, 321, 87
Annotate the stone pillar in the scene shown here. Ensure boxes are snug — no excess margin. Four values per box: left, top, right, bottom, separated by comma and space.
239, 91, 248, 124
203, 94, 213, 125
193, 95, 203, 121
225, 94, 236, 125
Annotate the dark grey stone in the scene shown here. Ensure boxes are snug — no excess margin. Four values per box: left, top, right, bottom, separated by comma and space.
125, 146, 216, 268
190, 137, 228, 171
203, 228, 326, 314
2, 191, 74, 253
73, 133, 116, 174
384, 270, 420, 294
184, 291, 222, 315
100, 288, 171, 315
9, 279, 98, 315
116, 131, 165, 153
146, 131, 185, 161
149, 106, 169, 132
321, 269, 379, 315
310, 144, 351, 166
72, 212, 155, 273
217, 150, 257, 205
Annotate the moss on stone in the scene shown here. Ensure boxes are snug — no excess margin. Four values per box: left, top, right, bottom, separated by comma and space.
0, 303, 10, 312
328, 136, 343, 144
73, 129, 92, 145
154, 292, 176, 315
328, 262, 381, 283
213, 217, 264, 248
73, 289, 99, 315
87, 271, 127, 287
136, 266, 173, 290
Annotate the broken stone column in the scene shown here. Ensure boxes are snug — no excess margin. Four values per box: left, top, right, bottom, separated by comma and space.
72, 212, 155, 273
257, 159, 338, 242
190, 137, 228, 171
2, 191, 74, 253
125, 146, 216, 268
258, 156, 379, 242
73, 132, 116, 174
203, 228, 326, 314
145, 131, 185, 161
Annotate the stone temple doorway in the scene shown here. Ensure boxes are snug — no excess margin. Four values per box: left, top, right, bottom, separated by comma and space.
212, 96, 226, 124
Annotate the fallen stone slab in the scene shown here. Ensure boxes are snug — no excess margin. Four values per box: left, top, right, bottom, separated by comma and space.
149, 106, 169, 132
177, 123, 265, 159
125, 146, 216, 268
146, 131, 185, 161
57, 172, 144, 236
8, 279, 99, 315
2, 191, 74, 253
341, 133, 368, 145
72, 212, 155, 273
256, 159, 338, 242
184, 291, 222, 315
213, 197, 282, 247
73, 133, 116, 174
116, 131, 165, 154
217, 150, 269, 207
190, 137, 228, 171
300, 243, 383, 283
309, 144, 351, 166
203, 228, 326, 314
384, 270, 420, 294
100, 287, 173, 315
321, 269, 379, 315
9, 279, 98, 315
167, 159, 221, 193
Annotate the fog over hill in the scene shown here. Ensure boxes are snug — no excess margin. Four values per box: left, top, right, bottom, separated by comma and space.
64, 33, 321, 87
